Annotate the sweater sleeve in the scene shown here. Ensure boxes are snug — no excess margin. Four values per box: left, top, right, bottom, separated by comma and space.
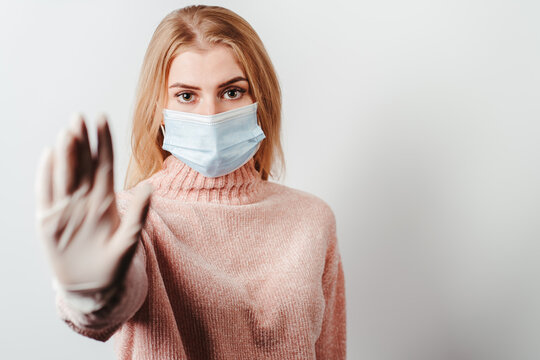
54, 235, 148, 342
315, 213, 347, 359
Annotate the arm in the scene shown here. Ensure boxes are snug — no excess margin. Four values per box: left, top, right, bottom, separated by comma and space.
54, 232, 148, 342
35, 115, 153, 342
315, 222, 347, 359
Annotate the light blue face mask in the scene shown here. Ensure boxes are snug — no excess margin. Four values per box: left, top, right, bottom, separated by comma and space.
161, 101, 266, 178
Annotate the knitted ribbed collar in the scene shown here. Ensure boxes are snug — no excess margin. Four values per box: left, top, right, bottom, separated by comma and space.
148, 155, 264, 205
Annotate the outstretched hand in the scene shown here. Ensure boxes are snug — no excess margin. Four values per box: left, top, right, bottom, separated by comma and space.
35, 114, 153, 293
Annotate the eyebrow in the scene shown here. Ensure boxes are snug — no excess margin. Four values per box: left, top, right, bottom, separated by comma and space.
168, 76, 248, 90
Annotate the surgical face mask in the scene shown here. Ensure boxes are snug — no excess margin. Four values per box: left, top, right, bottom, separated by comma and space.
161, 101, 266, 178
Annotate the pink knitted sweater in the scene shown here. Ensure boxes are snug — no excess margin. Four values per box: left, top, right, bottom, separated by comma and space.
54, 155, 346, 359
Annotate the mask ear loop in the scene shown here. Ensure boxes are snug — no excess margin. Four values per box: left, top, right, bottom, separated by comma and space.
160, 124, 165, 136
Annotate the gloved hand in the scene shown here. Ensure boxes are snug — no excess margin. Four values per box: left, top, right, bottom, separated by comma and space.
35, 114, 153, 294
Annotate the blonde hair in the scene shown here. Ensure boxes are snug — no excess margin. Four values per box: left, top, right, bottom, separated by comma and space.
123, 5, 285, 190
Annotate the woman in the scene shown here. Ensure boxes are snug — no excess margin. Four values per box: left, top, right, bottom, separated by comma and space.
35, 5, 346, 359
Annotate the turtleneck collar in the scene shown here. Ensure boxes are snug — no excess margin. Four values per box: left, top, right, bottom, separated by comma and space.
147, 155, 264, 205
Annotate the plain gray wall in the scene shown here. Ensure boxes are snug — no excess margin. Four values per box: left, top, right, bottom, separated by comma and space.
1, 0, 539, 359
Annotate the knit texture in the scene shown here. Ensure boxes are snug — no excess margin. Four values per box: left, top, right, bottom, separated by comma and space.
55, 155, 346, 359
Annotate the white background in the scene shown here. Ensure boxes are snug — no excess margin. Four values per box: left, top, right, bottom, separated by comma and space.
1, 0, 539, 359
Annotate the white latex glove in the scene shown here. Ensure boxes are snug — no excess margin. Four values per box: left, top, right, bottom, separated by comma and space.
35, 114, 152, 295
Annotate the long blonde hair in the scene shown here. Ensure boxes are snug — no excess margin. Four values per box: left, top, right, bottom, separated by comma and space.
123, 5, 285, 190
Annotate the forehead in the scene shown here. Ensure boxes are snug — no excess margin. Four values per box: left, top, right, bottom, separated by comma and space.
168, 45, 245, 84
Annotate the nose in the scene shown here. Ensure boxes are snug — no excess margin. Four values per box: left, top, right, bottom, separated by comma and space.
198, 98, 219, 116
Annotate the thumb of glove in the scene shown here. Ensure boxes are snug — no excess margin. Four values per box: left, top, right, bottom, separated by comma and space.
107, 182, 153, 288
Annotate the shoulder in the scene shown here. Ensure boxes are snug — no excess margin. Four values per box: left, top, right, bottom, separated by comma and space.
263, 180, 337, 231
263, 181, 339, 257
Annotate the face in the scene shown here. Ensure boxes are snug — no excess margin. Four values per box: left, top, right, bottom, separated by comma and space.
165, 45, 254, 120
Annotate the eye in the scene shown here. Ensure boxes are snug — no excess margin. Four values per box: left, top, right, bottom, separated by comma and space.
175, 92, 195, 103
223, 87, 247, 100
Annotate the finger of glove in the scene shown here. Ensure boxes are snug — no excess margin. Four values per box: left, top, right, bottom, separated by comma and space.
93, 115, 115, 201
53, 128, 78, 199
69, 113, 94, 191
35, 147, 55, 214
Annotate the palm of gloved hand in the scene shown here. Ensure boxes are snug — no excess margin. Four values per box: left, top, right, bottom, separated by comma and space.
35, 115, 152, 293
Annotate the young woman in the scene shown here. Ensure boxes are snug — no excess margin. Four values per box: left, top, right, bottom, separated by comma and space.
35, 5, 346, 359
